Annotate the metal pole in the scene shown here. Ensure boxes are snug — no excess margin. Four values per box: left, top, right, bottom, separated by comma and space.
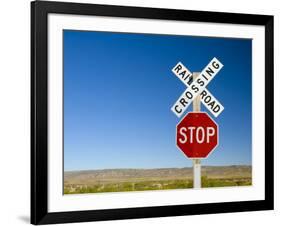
192, 72, 201, 189
193, 159, 201, 188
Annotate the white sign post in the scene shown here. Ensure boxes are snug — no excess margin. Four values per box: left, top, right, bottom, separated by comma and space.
193, 159, 201, 188
192, 72, 202, 189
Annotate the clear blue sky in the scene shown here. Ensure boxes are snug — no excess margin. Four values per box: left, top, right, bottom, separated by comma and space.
63, 30, 252, 171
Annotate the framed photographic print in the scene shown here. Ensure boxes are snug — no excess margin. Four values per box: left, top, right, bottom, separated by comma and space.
31, 0, 274, 224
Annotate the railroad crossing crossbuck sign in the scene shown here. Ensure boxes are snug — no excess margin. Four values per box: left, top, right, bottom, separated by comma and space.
171, 57, 224, 118
171, 57, 224, 188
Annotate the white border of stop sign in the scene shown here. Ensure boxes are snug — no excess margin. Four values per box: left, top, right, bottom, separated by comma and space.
175, 111, 219, 159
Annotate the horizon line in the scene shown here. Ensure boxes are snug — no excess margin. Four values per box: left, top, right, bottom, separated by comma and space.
64, 164, 252, 173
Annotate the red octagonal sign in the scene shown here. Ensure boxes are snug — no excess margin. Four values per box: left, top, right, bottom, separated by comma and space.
176, 112, 218, 158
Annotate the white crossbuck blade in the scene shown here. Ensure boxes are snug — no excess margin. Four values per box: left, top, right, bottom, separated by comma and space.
171, 58, 224, 118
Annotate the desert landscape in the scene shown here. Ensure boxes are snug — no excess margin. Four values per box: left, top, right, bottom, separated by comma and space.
64, 165, 251, 194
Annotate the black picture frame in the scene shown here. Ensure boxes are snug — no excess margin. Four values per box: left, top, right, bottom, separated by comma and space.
31, 0, 274, 224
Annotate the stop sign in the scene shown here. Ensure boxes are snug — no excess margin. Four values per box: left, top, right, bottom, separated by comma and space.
176, 112, 218, 158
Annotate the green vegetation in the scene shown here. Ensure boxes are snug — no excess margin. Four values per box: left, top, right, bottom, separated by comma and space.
201, 176, 251, 187
64, 177, 251, 194
64, 166, 252, 194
